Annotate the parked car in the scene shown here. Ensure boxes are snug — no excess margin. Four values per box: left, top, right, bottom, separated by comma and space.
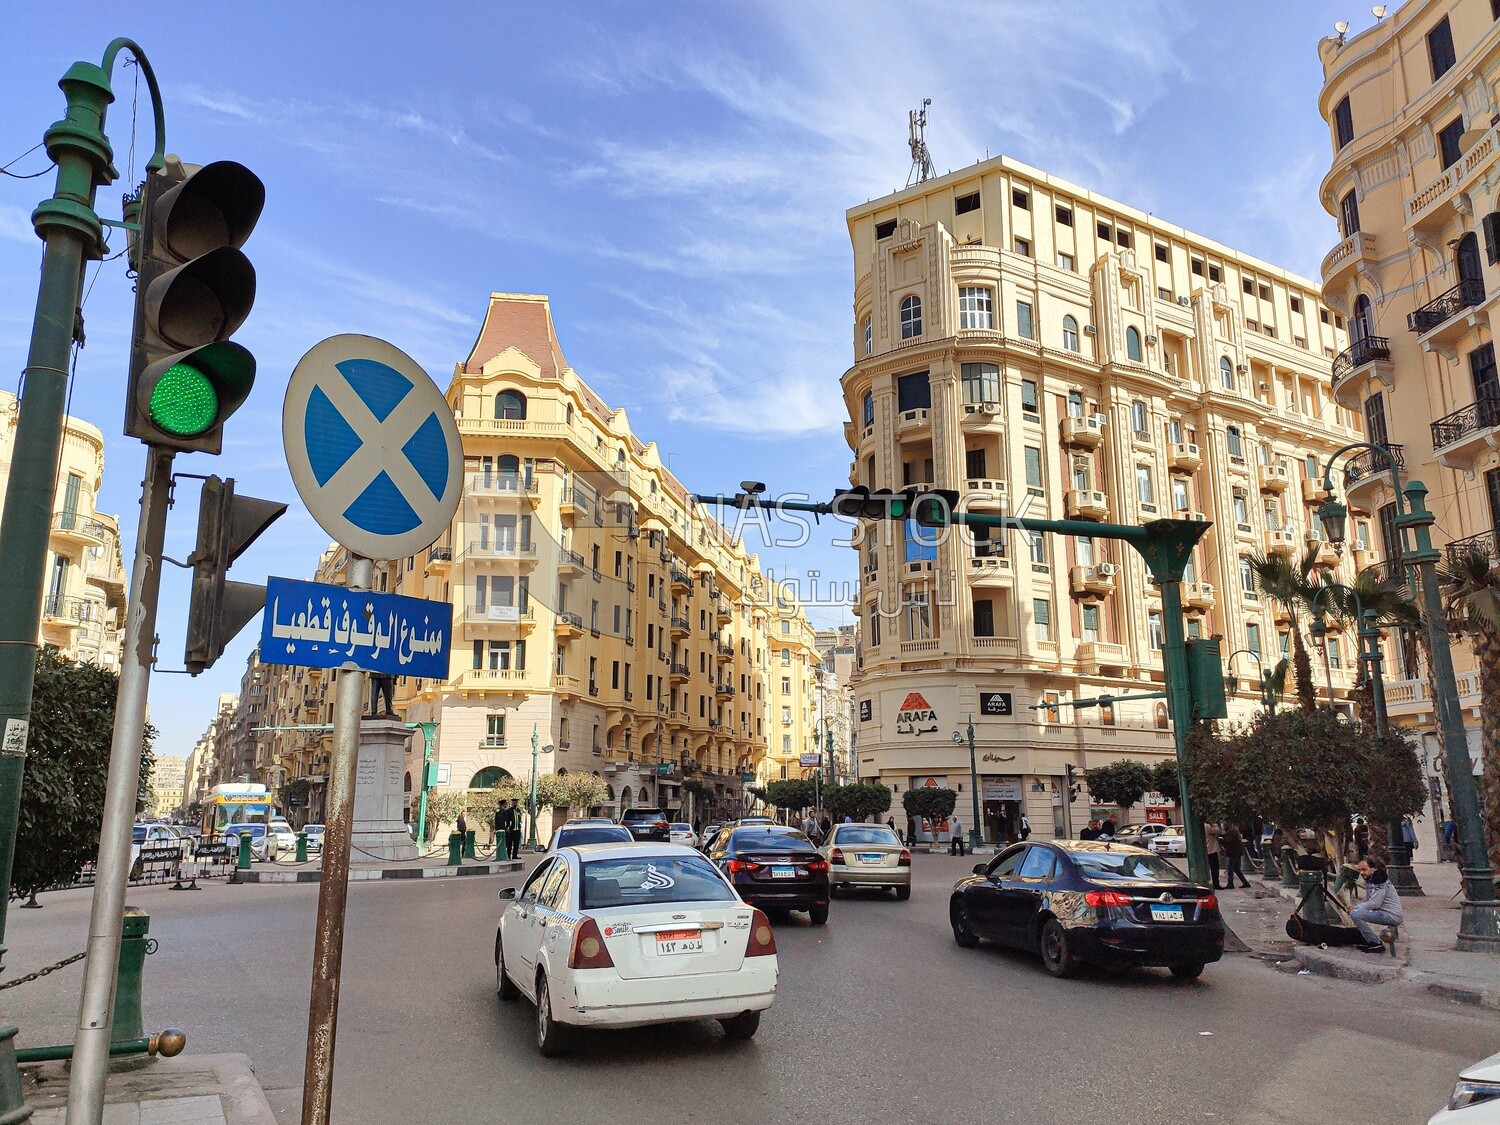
950, 841, 1224, 979
669, 823, 698, 848
1429, 1050, 1500, 1122
303, 824, 325, 854
269, 819, 298, 855
699, 824, 721, 852
223, 823, 276, 862
546, 821, 634, 852
1151, 826, 1188, 857
495, 842, 777, 1055
1114, 823, 1169, 849
819, 823, 910, 899
707, 825, 829, 924
618, 808, 671, 842
130, 823, 187, 876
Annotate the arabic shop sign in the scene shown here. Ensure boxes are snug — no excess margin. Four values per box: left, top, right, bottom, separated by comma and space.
895, 691, 938, 736
981, 776, 1023, 801
261, 576, 452, 679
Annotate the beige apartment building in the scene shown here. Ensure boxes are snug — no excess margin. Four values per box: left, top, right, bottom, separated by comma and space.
754, 592, 822, 788
184, 692, 236, 808
1317, 0, 1498, 801
0, 389, 127, 669
150, 756, 187, 819
841, 155, 1367, 842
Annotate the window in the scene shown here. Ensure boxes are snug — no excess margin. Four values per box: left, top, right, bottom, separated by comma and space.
897, 371, 931, 412
1191, 258, 1204, 276
906, 592, 932, 641
1014, 237, 1031, 257
1428, 16, 1457, 82
1364, 392, 1389, 447
1058, 252, 1075, 272
956, 191, 981, 214
1148, 612, 1164, 650
496, 390, 527, 420
1220, 356, 1234, 389
958, 287, 993, 329
1067, 390, 1084, 418
1258, 283, 1271, 301
1243, 278, 1254, 295
1246, 622, 1262, 658
1290, 295, 1302, 313
1334, 96, 1354, 148
1226, 426, 1244, 459
1131, 400, 1147, 435
1340, 190, 1360, 238
962, 362, 1000, 403
1125, 326, 1142, 362
1263, 501, 1280, 529
1327, 638, 1343, 670
1171, 478, 1189, 512
1080, 603, 1100, 643
1033, 598, 1052, 643
966, 448, 987, 478
1015, 300, 1035, 340
1208, 264, 1222, 283
1012, 188, 1030, 209
1135, 465, 1154, 504
1239, 558, 1256, 593
1097, 221, 1112, 241
1155, 243, 1169, 263
1021, 380, 1039, 414
1471, 342, 1499, 402
485, 714, 505, 747
973, 598, 994, 637
781, 677, 791, 695
1056, 204, 1073, 226
1076, 536, 1094, 566
862, 315, 872, 356
1439, 117, 1465, 169
1116, 229, 1132, 248
1028, 531, 1047, 564
1024, 446, 1043, 489
1486, 212, 1500, 265
862, 392, 874, 428
875, 218, 897, 239
1305, 454, 1319, 479
899, 294, 922, 338
1072, 456, 1090, 490
1168, 418, 1184, 443
1062, 315, 1080, 351
905, 519, 938, 564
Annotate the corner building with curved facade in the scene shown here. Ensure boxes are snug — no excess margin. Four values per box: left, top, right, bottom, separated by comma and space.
842, 155, 1367, 842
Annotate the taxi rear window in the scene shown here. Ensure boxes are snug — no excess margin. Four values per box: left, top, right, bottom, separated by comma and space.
580, 856, 734, 908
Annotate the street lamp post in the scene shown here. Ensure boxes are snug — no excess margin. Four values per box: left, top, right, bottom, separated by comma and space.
406, 721, 437, 848
526, 724, 554, 851
1319, 444, 1495, 949
953, 716, 983, 851
1225, 648, 1275, 714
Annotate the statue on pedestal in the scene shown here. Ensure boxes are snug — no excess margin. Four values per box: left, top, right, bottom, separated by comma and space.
366, 672, 396, 719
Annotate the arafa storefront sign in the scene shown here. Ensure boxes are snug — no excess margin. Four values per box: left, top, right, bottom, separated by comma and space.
895, 691, 939, 736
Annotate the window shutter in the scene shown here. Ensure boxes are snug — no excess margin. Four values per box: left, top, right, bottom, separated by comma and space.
1484, 212, 1500, 265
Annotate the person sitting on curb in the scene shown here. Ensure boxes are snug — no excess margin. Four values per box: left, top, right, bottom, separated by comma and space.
1350, 857, 1404, 954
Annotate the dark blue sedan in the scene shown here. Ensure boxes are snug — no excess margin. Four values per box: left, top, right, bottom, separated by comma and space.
949, 840, 1224, 980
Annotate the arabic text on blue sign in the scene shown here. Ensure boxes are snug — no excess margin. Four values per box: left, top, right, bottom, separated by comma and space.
260, 577, 451, 679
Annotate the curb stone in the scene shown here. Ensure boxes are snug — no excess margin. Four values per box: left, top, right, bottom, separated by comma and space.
237, 859, 523, 884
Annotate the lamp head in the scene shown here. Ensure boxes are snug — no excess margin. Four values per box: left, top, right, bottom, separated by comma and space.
1226, 674, 1240, 697
1317, 495, 1349, 550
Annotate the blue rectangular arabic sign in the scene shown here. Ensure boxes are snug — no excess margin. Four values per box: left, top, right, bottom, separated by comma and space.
260, 576, 451, 679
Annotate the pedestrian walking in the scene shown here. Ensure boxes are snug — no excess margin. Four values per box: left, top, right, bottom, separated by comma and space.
493, 801, 511, 858
1401, 816, 1418, 857
1078, 820, 1099, 841
802, 813, 820, 844
1222, 824, 1251, 888
1204, 821, 1222, 889
1442, 817, 1457, 861
820, 815, 832, 840
456, 809, 468, 859
1018, 812, 1031, 841
887, 816, 900, 844
948, 813, 966, 857
506, 799, 523, 859
1100, 817, 1117, 839
1350, 857, 1404, 952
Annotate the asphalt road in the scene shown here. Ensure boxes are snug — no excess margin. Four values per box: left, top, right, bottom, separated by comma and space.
4, 853, 1493, 1124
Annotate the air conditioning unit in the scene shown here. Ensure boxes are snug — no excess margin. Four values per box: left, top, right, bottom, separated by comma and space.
1083, 324, 1097, 335
977, 401, 1001, 415
1177, 296, 1192, 307
1097, 563, 1119, 577
1145, 334, 1158, 345
1236, 363, 1249, 374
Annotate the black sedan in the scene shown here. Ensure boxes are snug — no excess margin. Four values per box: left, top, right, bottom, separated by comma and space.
708, 825, 829, 925
949, 840, 1224, 980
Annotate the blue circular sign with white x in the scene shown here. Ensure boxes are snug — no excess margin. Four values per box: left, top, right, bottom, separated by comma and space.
283, 334, 462, 560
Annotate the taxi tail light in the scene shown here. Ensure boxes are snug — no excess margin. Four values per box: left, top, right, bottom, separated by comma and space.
727, 859, 760, 874
746, 909, 777, 957
568, 917, 616, 970
898, 849, 911, 867
829, 848, 845, 865
1084, 890, 1134, 908
805, 858, 829, 872
1198, 893, 1219, 912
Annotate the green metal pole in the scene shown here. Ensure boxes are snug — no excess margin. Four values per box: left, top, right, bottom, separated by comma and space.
412, 722, 435, 847
966, 716, 982, 851
1159, 579, 1209, 887
527, 724, 540, 851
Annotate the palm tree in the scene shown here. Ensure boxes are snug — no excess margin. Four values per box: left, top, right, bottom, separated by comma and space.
1437, 546, 1500, 872
1321, 571, 1421, 725
1249, 548, 1319, 714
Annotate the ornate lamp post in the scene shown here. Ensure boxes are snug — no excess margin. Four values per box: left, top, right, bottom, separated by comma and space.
526, 724, 554, 851
1318, 444, 1494, 948
951, 715, 983, 851
1225, 648, 1275, 714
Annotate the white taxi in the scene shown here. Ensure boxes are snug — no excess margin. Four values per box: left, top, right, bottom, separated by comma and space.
495, 843, 777, 1056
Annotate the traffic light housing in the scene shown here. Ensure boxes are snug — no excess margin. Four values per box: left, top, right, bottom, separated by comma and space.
1065, 763, 1080, 804
185, 475, 286, 675
126, 160, 264, 453
831, 487, 959, 524
1186, 635, 1230, 720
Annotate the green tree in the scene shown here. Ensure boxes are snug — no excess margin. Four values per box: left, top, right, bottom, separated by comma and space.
1439, 546, 1500, 871
13, 649, 155, 901
1248, 548, 1321, 714
823, 782, 893, 823
1148, 759, 1182, 805
901, 786, 957, 829
1082, 760, 1153, 813
762, 779, 815, 812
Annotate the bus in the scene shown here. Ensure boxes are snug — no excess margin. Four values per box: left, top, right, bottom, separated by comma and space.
201, 783, 276, 838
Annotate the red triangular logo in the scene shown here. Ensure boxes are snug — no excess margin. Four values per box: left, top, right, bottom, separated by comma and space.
899, 692, 930, 711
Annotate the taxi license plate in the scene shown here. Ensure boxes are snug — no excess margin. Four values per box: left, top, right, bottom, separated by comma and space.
1150, 905, 1184, 922
656, 930, 703, 955
857, 853, 884, 863
771, 865, 796, 878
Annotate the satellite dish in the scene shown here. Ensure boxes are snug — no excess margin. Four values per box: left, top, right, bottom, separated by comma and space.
1371, 5, 1386, 17
1334, 20, 1350, 34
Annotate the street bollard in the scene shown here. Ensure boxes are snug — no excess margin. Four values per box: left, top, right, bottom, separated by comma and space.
447, 832, 462, 866
464, 830, 476, 860
114, 907, 151, 1041
495, 833, 509, 861
296, 832, 309, 863
237, 834, 253, 871
1297, 871, 1328, 926
1279, 845, 1298, 888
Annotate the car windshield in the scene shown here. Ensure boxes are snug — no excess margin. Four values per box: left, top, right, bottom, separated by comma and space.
732, 829, 815, 852
229, 825, 264, 839
580, 855, 734, 908
557, 827, 632, 847
834, 827, 900, 846
1071, 850, 1186, 881
132, 826, 147, 843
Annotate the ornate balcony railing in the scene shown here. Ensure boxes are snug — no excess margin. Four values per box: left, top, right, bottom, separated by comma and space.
1407, 278, 1486, 333
1444, 528, 1500, 567
1431, 396, 1500, 451
1342, 443, 1403, 487
1331, 335, 1391, 383
1358, 557, 1412, 593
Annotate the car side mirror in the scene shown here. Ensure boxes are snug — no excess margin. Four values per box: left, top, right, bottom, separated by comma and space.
973, 863, 988, 876
498, 887, 517, 900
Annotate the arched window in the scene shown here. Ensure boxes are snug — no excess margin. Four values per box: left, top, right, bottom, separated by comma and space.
862, 315, 873, 356
1352, 294, 1373, 343
900, 295, 923, 339
1154, 703, 1169, 730
496, 390, 526, 420
862, 393, 875, 428
565, 403, 574, 424
404, 771, 412, 792
620, 786, 634, 811
1125, 326, 1142, 362
616, 448, 626, 467
1226, 425, 1243, 458
1219, 356, 1234, 389
1457, 232, 1483, 289
1062, 315, 1080, 352
468, 766, 510, 790
498, 454, 520, 492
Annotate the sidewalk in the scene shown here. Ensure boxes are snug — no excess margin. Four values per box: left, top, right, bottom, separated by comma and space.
23, 1054, 276, 1124
234, 850, 524, 884
1229, 857, 1500, 1010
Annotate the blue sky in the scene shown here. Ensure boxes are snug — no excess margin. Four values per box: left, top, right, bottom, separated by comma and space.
0, 1, 1361, 762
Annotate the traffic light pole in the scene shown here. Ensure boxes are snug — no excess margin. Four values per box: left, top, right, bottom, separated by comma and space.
67, 446, 174, 1124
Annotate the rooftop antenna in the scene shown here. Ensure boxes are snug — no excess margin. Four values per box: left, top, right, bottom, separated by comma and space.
907, 99, 935, 187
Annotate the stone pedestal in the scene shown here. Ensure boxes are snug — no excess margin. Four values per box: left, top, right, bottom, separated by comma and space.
351, 719, 417, 861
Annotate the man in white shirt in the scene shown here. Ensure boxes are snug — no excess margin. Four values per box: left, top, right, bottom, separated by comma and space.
949, 814, 966, 857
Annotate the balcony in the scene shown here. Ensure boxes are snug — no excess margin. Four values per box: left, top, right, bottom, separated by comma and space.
669, 662, 690, 683
1330, 335, 1392, 407
1342, 443, 1403, 503
1167, 443, 1201, 472
554, 611, 583, 638
1431, 397, 1500, 471
964, 478, 1008, 507
961, 401, 1005, 428
1257, 461, 1292, 493
465, 540, 538, 565
896, 408, 931, 434
1321, 230, 1379, 295
1445, 528, 1500, 567
968, 553, 1012, 585
1408, 279, 1487, 356
426, 545, 453, 574
41, 594, 90, 626
1075, 641, 1128, 668
670, 615, 691, 637
714, 597, 732, 624
454, 668, 534, 693
1065, 489, 1109, 520
716, 683, 734, 698
553, 674, 582, 699
671, 568, 693, 592
51, 513, 109, 547
557, 549, 585, 577
1060, 415, 1105, 448
1069, 564, 1117, 598
971, 636, 1020, 660
458, 605, 535, 630
1183, 582, 1216, 611
1265, 528, 1297, 556
1298, 476, 1327, 503
716, 642, 734, 663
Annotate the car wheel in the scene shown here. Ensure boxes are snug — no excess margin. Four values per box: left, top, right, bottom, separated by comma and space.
951, 903, 980, 948
495, 931, 519, 1001
534, 972, 571, 1057
894, 884, 911, 901
1039, 918, 1076, 978
808, 903, 829, 926
719, 1010, 760, 1040
1170, 962, 1206, 981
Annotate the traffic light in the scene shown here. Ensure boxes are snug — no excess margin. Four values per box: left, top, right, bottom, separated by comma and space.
831, 487, 959, 524
910, 489, 960, 527
1186, 636, 1230, 720
185, 475, 286, 675
1065, 764, 1080, 804
126, 160, 264, 454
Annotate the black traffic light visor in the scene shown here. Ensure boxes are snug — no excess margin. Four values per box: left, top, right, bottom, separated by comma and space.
154, 160, 265, 259
145, 246, 256, 350
137, 340, 256, 423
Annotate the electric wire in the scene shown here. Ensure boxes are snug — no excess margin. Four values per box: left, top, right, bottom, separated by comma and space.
0, 142, 52, 179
